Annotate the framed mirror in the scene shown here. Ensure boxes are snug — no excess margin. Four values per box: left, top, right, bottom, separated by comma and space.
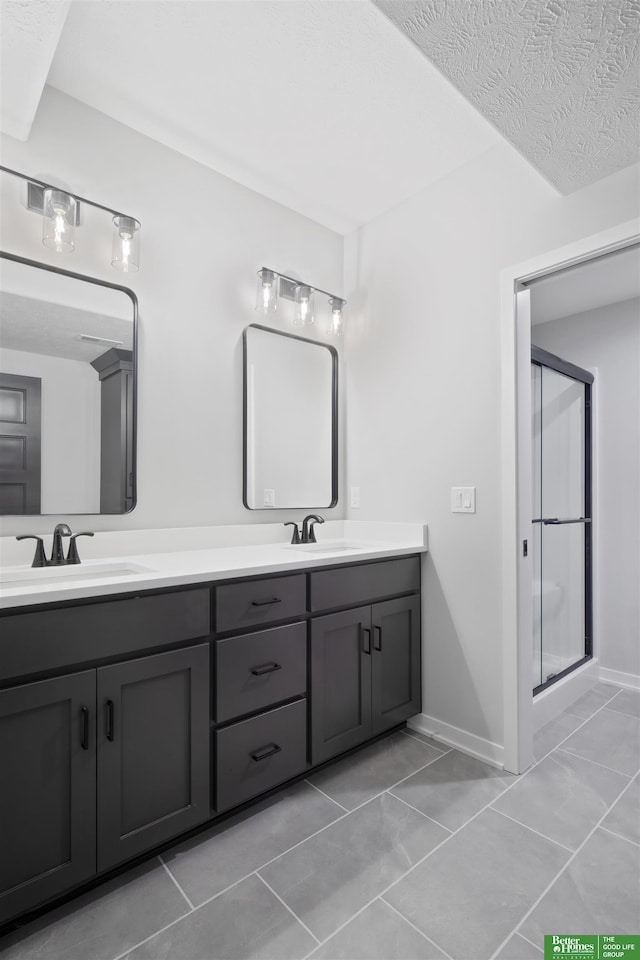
243, 324, 338, 510
0, 252, 137, 515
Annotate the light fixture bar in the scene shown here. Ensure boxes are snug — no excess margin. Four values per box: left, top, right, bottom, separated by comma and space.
260, 267, 345, 305
1, 165, 136, 223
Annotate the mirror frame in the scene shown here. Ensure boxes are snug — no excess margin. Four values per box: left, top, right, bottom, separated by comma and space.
0, 249, 139, 516
243, 323, 338, 510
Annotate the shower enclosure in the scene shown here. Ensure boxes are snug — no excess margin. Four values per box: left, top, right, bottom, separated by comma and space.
531, 345, 593, 694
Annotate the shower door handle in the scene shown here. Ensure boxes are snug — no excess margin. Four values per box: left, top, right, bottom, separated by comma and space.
540, 518, 591, 525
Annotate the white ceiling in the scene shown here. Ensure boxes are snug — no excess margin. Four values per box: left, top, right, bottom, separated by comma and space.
374, 0, 640, 194
0, 1, 637, 233
529, 245, 640, 326
1, 0, 501, 233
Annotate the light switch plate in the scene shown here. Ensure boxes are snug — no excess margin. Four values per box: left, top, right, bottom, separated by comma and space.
350, 486, 361, 508
263, 489, 275, 507
451, 486, 476, 513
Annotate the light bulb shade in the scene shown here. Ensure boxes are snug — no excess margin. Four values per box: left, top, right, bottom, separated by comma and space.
255, 268, 278, 313
111, 215, 141, 272
293, 284, 314, 326
328, 297, 345, 337
42, 189, 76, 253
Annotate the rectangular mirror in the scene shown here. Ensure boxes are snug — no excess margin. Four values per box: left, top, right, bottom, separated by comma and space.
0, 252, 137, 515
243, 324, 337, 510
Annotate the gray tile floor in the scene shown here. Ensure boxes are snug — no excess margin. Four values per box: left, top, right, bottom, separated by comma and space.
2, 686, 638, 960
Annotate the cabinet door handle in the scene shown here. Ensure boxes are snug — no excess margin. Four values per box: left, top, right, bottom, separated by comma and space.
105, 699, 115, 742
250, 743, 282, 762
373, 625, 382, 651
362, 626, 371, 655
250, 662, 282, 676
250, 598, 282, 607
80, 705, 89, 750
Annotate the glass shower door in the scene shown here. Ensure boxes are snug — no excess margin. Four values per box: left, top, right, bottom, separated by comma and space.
532, 347, 592, 693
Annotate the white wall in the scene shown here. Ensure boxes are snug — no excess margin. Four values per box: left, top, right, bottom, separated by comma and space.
533, 297, 640, 682
344, 142, 640, 753
0, 87, 344, 536
0, 347, 101, 514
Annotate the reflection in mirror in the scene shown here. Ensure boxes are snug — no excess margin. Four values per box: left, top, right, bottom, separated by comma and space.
244, 324, 337, 510
0, 253, 137, 515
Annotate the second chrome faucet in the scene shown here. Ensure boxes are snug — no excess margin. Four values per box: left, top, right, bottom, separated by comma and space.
284, 514, 325, 544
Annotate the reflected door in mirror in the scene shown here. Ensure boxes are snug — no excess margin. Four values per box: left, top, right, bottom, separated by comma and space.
0, 373, 42, 514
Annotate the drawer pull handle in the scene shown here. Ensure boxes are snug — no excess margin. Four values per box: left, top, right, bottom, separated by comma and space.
250, 743, 282, 762
105, 699, 115, 742
80, 706, 89, 750
373, 625, 382, 651
251, 598, 282, 607
362, 626, 371, 655
250, 662, 282, 677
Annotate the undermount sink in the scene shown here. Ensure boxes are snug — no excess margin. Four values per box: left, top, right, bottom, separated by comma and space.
0, 562, 151, 589
283, 542, 365, 553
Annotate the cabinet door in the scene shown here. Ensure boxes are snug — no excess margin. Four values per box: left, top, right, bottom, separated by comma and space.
310, 606, 372, 764
0, 671, 96, 924
97, 644, 209, 872
371, 596, 421, 735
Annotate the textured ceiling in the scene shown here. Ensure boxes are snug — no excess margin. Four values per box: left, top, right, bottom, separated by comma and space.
373, 0, 640, 193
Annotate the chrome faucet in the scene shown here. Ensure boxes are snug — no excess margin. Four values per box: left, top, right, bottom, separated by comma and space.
301, 514, 324, 544
16, 524, 94, 567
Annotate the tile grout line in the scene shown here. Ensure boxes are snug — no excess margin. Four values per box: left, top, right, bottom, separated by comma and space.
301, 768, 531, 960
555, 745, 638, 778
400, 728, 452, 753
158, 855, 196, 912
515, 929, 544, 954
387, 789, 453, 833
488, 771, 640, 960
532, 689, 626, 767
382, 896, 457, 960
112, 748, 460, 960
303, 778, 350, 812
488, 806, 574, 853
599, 825, 640, 848
255, 873, 321, 946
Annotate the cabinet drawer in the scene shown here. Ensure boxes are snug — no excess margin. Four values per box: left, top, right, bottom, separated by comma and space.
216, 575, 306, 633
0, 589, 211, 682
215, 699, 307, 812
214, 623, 307, 723
309, 557, 420, 612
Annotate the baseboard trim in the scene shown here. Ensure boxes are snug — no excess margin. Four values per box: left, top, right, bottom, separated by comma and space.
599, 666, 640, 691
407, 714, 504, 769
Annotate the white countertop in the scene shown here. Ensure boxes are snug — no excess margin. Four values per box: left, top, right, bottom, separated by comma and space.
0, 521, 427, 609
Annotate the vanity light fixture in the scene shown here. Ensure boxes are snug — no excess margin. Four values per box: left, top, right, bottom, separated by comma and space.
1, 164, 142, 272
112, 216, 141, 272
254, 266, 346, 335
42, 189, 76, 253
255, 268, 278, 313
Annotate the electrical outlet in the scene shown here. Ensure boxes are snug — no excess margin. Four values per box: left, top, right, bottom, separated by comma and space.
451, 486, 476, 513
350, 486, 361, 508
263, 489, 275, 507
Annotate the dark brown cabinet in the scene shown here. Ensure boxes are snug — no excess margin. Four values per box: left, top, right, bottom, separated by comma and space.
310, 596, 421, 765
97, 644, 210, 872
0, 671, 96, 924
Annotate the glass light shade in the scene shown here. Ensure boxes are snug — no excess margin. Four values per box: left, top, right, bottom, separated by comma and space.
42, 189, 76, 253
255, 268, 278, 313
111, 215, 141, 272
328, 297, 345, 337
293, 285, 314, 326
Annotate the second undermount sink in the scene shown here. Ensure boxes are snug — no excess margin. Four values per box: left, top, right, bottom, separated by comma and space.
283, 542, 365, 554
0, 562, 152, 589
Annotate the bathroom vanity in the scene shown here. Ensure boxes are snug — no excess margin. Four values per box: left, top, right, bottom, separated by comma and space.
0, 533, 424, 926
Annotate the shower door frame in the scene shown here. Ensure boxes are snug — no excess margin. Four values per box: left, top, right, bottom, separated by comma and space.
531, 345, 593, 695
500, 219, 639, 775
